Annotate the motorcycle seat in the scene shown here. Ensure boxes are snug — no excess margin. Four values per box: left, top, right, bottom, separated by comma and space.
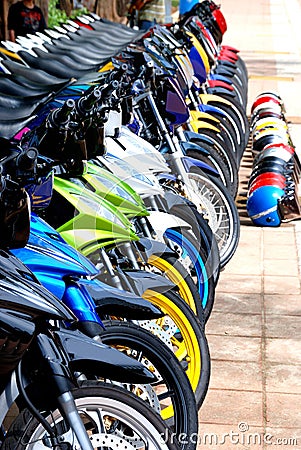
2, 59, 70, 86
0, 74, 54, 97
32, 47, 101, 72
18, 51, 103, 79
0, 116, 35, 139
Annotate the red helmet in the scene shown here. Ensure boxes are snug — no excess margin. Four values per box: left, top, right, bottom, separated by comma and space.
249, 175, 286, 195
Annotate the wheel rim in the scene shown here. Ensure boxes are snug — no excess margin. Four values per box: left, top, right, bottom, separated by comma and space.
23, 396, 171, 450
147, 253, 199, 313
141, 289, 202, 394
103, 339, 182, 423
163, 228, 209, 309
188, 173, 235, 261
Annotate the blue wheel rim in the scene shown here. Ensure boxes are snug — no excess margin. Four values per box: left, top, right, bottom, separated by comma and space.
164, 229, 209, 309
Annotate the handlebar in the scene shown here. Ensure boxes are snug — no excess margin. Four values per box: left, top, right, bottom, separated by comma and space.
76, 87, 101, 116
51, 98, 75, 127
16, 147, 38, 172
100, 80, 120, 101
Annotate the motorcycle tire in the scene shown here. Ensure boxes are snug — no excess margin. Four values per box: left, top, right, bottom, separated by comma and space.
2, 382, 181, 450
99, 320, 198, 450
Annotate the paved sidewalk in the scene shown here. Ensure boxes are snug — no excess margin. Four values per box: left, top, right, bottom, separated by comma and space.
196, 0, 301, 448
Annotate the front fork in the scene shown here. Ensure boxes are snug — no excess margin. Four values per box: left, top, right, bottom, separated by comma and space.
56, 391, 94, 450
36, 334, 95, 450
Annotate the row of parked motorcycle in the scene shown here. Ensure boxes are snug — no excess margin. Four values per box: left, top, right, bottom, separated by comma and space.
0, 1, 249, 449
247, 92, 301, 226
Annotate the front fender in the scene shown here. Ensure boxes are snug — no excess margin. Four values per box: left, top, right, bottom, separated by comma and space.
206, 87, 237, 99
213, 65, 236, 78
198, 104, 227, 118
147, 210, 191, 241
182, 130, 216, 147
55, 328, 157, 384
135, 236, 177, 260
217, 59, 237, 70
156, 173, 177, 181
207, 79, 234, 91
209, 73, 234, 85
182, 156, 220, 177
122, 269, 176, 297
85, 278, 163, 319
190, 110, 220, 124
199, 93, 233, 107
163, 190, 191, 209
179, 140, 210, 156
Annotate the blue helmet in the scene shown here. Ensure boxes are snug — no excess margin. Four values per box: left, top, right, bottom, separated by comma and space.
247, 185, 284, 226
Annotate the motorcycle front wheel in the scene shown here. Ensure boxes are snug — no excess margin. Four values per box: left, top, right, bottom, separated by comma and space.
99, 320, 198, 450
187, 171, 240, 267
2, 382, 181, 450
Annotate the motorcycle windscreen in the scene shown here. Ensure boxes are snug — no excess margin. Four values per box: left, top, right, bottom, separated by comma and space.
165, 89, 190, 125
0, 187, 30, 249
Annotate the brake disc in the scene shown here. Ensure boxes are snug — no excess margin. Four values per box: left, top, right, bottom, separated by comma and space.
137, 319, 177, 350
90, 433, 141, 449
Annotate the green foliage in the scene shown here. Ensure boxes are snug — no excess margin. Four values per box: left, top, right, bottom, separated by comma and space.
48, 0, 89, 28
172, 0, 179, 7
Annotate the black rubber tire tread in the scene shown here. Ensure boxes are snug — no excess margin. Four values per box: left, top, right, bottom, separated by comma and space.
163, 232, 215, 323
2, 382, 181, 450
187, 133, 239, 192
219, 111, 245, 151
195, 127, 238, 171
233, 61, 249, 86
208, 98, 250, 150
169, 202, 221, 288
235, 54, 248, 76
99, 320, 198, 450
212, 117, 243, 165
142, 289, 211, 409
186, 148, 238, 198
188, 170, 240, 268
209, 99, 249, 157
205, 93, 249, 131
230, 79, 248, 108
156, 253, 205, 323
196, 122, 237, 159
222, 102, 248, 150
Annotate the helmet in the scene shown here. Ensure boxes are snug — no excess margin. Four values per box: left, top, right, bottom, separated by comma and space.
251, 102, 282, 117
251, 95, 282, 114
254, 146, 293, 166
248, 176, 286, 195
252, 117, 287, 133
252, 132, 288, 153
255, 92, 283, 105
247, 185, 284, 226
251, 109, 283, 124
263, 142, 295, 155
250, 158, 289, 180
248, 171, 286, 189
212, 8, 227, 34
249, 162, 289, 182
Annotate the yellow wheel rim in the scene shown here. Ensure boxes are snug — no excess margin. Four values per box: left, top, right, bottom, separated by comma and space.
147, 254, 197, 315
142, 289, 202, 420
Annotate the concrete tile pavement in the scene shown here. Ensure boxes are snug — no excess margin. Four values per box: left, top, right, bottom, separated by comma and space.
197, 0, 301, 448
